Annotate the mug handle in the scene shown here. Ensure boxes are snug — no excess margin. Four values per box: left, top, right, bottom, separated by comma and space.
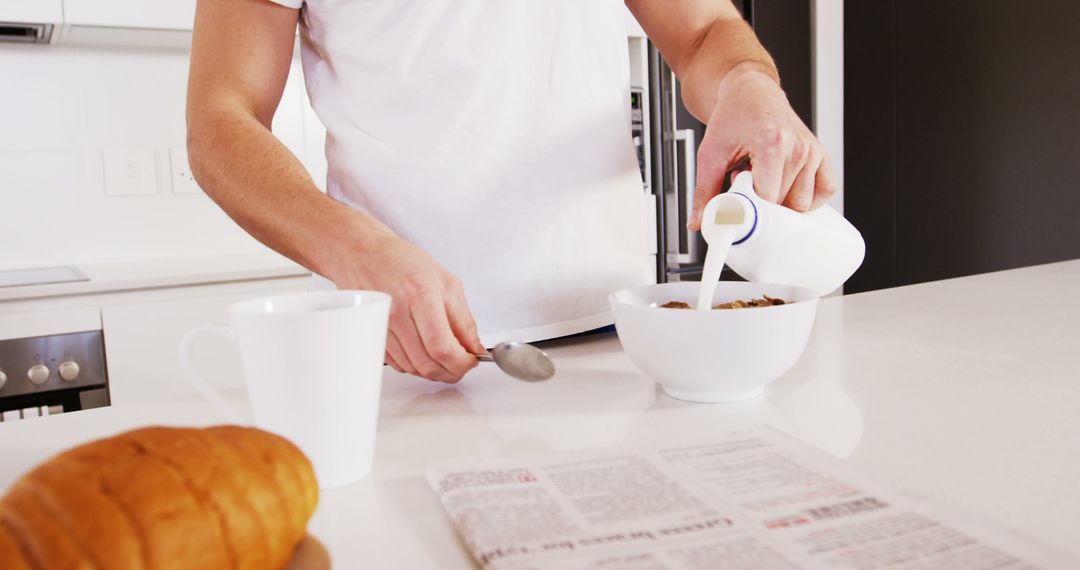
179, 325, 244, 424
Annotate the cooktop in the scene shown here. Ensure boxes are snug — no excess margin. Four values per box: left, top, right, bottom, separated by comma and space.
0, 266, 89, 288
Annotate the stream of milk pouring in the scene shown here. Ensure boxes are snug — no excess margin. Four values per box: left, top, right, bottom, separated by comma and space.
696, 227, 738, 311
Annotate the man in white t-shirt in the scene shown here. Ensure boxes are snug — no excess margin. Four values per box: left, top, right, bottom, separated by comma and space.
187, 0, 837, 383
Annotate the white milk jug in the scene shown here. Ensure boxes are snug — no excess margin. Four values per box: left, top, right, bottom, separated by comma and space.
699, 171, 865, 297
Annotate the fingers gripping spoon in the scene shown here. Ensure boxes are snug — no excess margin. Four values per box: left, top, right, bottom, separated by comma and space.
475, 341, 555, 382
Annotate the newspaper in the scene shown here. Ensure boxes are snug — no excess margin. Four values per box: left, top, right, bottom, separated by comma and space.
427, 428, 1073, 569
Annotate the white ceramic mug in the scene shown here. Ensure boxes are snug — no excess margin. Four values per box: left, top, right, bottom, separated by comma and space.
180, 290, 391, 489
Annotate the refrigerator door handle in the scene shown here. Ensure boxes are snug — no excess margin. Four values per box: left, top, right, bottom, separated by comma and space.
672, 129, 700, 265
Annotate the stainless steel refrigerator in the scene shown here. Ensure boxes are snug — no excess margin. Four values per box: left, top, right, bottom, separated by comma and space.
646, 0, 814, 283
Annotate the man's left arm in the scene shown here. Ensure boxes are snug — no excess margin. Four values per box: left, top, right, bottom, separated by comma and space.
627, 0, 837, 225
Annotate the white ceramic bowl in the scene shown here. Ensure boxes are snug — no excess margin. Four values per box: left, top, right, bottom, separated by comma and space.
609, 281, 819, 403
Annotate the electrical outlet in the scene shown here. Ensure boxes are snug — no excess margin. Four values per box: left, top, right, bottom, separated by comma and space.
103, 148, 157, 196
170, 147, 203, 195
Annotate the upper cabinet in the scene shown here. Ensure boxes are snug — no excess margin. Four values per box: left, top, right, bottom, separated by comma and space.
63, 0, 196, 31
0, 0, 196, 46
5, 1, 638, 47
0, 0, 63, 23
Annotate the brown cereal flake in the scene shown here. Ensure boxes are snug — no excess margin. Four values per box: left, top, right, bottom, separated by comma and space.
658, 296, 789, 310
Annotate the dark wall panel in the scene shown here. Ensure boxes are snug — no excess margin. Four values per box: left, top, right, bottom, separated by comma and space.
753, 0, 814, 130
893, 1, 1080, 284
844, 1, 897, 293
846, 0, 1080, 292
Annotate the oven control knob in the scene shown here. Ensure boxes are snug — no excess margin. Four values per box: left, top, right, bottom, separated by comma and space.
59, 361, 80, 382
28, 365, 50, 386
0, 370, 7, 391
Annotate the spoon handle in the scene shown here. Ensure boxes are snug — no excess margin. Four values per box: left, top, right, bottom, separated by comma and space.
474, 353, 495, 362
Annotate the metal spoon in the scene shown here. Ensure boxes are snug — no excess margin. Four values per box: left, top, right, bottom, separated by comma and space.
475, 341, 555, 382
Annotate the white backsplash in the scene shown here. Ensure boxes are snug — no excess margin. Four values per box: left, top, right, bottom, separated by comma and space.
0, 42, 326, 270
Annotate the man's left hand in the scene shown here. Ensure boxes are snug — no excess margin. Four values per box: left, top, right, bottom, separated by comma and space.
688, 62, 838, 230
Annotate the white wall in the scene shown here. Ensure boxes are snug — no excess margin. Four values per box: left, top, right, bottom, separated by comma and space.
0, 42, 325, 271
813, 0, 844, 214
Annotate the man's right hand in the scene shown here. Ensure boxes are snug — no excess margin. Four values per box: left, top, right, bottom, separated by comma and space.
327, 232, 485, 383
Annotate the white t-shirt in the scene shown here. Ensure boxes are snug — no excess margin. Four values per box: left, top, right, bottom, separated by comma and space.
269, 0, 653, 345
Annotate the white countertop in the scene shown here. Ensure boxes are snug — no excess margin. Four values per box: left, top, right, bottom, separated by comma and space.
1, 260, 1078, 568
0, 251, 310, 303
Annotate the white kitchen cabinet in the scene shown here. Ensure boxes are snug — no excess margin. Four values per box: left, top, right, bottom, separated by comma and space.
63, 0, 196, 31
101, 277, 310, 407
0, 253, 313, 412
0, 0, 62, 23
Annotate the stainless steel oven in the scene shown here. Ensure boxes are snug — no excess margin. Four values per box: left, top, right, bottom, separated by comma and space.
0, 271, 110, 421
0, 330, 109, 421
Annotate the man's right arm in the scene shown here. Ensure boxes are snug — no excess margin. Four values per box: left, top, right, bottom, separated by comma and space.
187, 0, 484, 382
187, 0, 368, 284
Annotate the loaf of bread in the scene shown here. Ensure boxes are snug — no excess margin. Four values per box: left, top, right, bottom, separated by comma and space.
0, 426, 319, 569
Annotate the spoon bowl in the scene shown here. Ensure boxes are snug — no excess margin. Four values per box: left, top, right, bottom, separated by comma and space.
476, 341, 555, 382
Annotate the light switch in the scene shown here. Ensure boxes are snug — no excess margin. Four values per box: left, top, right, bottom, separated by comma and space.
103, 148, 157, 196
170, 147, 203, 195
